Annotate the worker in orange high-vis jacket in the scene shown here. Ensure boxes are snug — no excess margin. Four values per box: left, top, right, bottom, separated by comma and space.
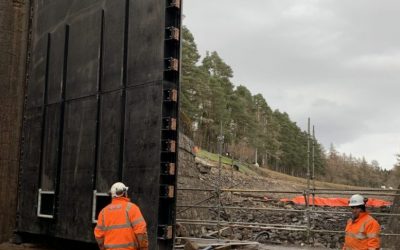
94, 182, 148, 250
343, 194, 381, 250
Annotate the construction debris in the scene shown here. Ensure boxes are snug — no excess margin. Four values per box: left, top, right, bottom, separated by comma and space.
176, 238, 260, 250
177, 136, 394, 249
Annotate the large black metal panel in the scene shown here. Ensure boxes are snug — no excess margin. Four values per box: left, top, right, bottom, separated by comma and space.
56, 97, 97, 240
127, 0, 165, 85
18, 1, 181, 248
40, 104, 61, 190
123, 82, 163, 244
26, 37, 47, 108
35, 0, 73, 36
96, 91, 122, 192
47, 30, 65, 104
101, 1, 125, 92
65, 10, 101, 100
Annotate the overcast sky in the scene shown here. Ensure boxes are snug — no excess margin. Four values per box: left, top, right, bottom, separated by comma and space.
183, 0, 400, 170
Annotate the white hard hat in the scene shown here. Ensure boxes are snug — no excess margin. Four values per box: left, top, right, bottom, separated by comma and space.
110, 182, 129, 198
349, 194, 366, 207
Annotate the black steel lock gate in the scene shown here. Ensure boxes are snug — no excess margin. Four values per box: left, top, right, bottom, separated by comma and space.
17, 1, 181, 249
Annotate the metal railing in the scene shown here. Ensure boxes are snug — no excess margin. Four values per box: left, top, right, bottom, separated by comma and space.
176, 120, 400, 247
176, 186, 400, 244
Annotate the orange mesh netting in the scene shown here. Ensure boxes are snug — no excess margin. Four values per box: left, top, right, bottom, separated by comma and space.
279, 196, 392, 207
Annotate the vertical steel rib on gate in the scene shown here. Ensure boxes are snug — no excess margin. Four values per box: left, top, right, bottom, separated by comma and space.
158, 0, 182, 249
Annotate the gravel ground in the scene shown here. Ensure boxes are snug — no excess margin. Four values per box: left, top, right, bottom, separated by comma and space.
258, 245, 327, 250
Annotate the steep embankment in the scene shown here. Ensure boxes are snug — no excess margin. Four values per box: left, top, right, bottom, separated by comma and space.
177, 135, 393, 249
193, 147, 375, 193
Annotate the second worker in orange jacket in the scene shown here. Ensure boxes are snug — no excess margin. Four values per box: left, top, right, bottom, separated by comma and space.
94, 182, 149, 250
343, 194, 381, 250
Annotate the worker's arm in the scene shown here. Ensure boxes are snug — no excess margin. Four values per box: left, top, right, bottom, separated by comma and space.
365, 220, 381, 250
129, 204, 148, 250
342, 219, 351, 250
94, 210, 106, 250
135, 232, 149, 250
95, 238, 105, 250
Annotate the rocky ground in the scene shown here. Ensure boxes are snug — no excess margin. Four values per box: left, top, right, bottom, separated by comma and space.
176, 136, 394, 249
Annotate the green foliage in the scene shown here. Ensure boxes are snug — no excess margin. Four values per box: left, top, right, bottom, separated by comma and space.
320, 145, 393, 187
180, 27, 209, 134
385, 153, 400, 188
180, 26, 344, 182
197, 150, 259, 175
180, 25, 400, 187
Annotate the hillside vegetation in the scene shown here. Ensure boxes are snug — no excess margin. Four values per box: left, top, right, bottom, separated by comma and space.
197, 149, 377, 191
181, 26, 400, 188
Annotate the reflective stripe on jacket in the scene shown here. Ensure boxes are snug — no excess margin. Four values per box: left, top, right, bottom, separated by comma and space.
94, 197, 147, 250
343, 212, 380, 250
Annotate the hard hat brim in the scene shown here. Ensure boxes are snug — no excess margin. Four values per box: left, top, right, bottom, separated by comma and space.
349, 203, 365, 207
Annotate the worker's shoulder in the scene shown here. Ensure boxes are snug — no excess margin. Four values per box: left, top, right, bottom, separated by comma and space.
127, 201, 140, 209
366, 214, 380, 226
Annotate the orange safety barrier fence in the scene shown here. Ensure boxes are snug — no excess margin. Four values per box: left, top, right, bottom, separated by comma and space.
279, 196, 392, 207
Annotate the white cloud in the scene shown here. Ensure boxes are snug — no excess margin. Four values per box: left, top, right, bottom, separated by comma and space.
282, 2, 334, 21
345, 52, 400, 71
338, 133, 400, 169
183, 0, 400, 170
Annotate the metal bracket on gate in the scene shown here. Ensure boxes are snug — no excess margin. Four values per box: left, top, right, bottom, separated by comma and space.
162, 117, 177, 131
92, 190, 109, 223
165, 27, 180, 41
160, 185, 175, 198
37, 189, 55, 219
161, 162, 176, 176
158, 225, 173, 239
167, 0, 181, 9
164, 57, 179, 71
163, 89, 178, 103
162, 139, 176, 153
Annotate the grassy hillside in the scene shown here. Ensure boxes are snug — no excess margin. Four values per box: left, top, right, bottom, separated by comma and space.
196, 149, 374, 191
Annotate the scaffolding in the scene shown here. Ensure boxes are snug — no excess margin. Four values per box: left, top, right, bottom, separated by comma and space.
176, 187, 400, 246
175, 119, 400, 248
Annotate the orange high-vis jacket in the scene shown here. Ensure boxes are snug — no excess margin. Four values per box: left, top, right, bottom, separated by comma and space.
94, 197, 148, 250
343, 212, 381, 250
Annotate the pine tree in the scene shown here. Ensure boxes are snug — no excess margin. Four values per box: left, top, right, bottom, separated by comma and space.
181, 25, 330, 179
198, 51, 234, 151
387, 154, 400, 188
181, 26, 210, 140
